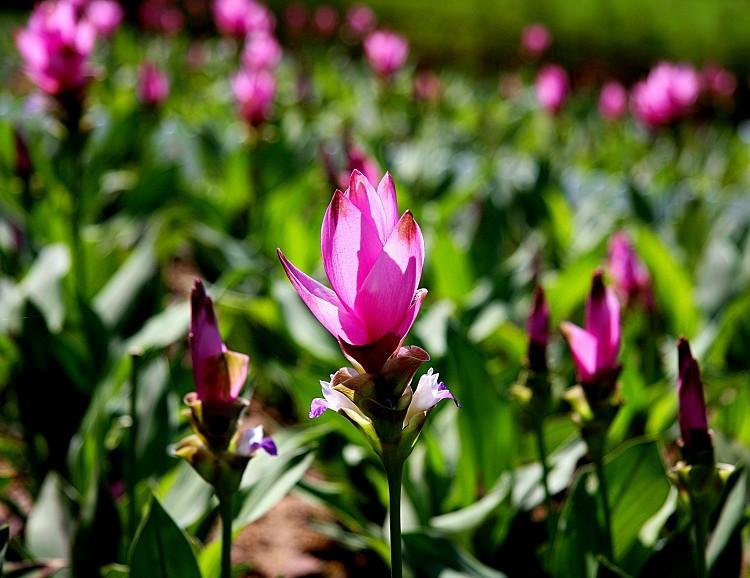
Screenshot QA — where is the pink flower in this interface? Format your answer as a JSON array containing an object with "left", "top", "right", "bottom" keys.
[
  {"left": 521, "top": 23, "right": 551, "bottom": 57},
  {"left": 599, "top": 81, "right": 628, "bottom": 121},
  {"left": 346, "top": 4, "right": 376, "bottom": 36},
  {"left": 631, "top": 62, "right": 700, "bottom": 127},
  {"left": 137, "top": 62, "right": 169, "bottom": 106},
  {"left": 15, "top": 0, "right": 97, "bottom": 96},
  {"left": 85, "top": 0, "right": 123, "bottom": 38},
  {"left": 702, "top": 63, "right": 736, "bottom": 100},
  {"left": 343, "top": 143, "right": 380, "bottom": 189},
  {"left": 190, "top": 279, "right": 249, "bottom": 403},
  {"left": 241, "top": 31, "right": 282, "bottom": 71},
  {"left": 231, "top": 68, "right": 276, "bottom": 126},
  {"left": 364, "top": 30, "right": 409, "bottom": 78},
  {"left": 561, "top": 270, "right": 621, "bottom": 385},
  {"left": 414, "top": 70, "right": 441, "bottom": 102},
  {"left": 312, "top": 5, "right": 339, "bottom": 37},
  {"left": 278, "top": 170, "right": 426, "bottom": 373},
  {"left": 677, "top": 338, "right": 711, "bottom": 459},
  {"left": 212, "top": 0, "right": 272, "bottom": 38},
  {"left": 139, "top": 0, "right": 184, "bottom": 35},
  {"left": 535, "top": 64, "right": 569, "bottom": 114},
  {"left": 283, "top": 2, "right": 308, "bottom": 34},
  {"left": 607, "top": 231, "right": 653, "bottom": 309}
]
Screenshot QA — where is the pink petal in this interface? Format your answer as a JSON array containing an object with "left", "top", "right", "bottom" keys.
[
  {"left": 190, "top": 279, "right": 225, "bottom": 395},
  {"left": 321, "top": 188, "right": 382, "bottom": 307},
  {"left": 277, "top": 249, "right": 368, "bottom": 344},
  {"left": 346, "top": 169, "right": 398, "bottom": 244},
  {"left": 396, "top": 288, "right": 428, "bottom": 342},
  {"left": 585, "top": 276, "right": 621, "bottom": 370},
  {"left": 561, "top": 322, "right": 598, "bottom": 383},
  {"left": 354, "top": 211, "right": 424, "bottom": 341},
  {"left": 376, "top": 172, "right": 400, "bottom": 238}
]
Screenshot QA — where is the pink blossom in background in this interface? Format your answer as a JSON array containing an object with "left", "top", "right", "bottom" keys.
[
  {"left": 137, "top": 62, "right": 169, "bottom": 107},
  {"left": 15, "top": 0, "right": 97, "bottom": 96},
  {"left": 364, "top": 30, "right": 409, "bottom": 78},
  {"left": 521, "top": 23, "right": 551, "bottom": 57},
  {"left": 598, "top": 81, "right": 628, "bottom": 121},
  {"left": 245, "top": 1, "right": 275, "bottom": 35},
  {"left": 213, "top": 0, "right": 253, "bottom": 38},
  {"left": 284, "top": 2, "right": 308, "bottom": 34},
  {"left": 85, "top": 0, "right": 123, "bottom": 38},
  {"left": 139, "top": 0, "right": 184, "bottom": 35},
  {"left": 278, "top": 170, "right": 426, "bottom": 373},
  {"left": 231, "top": 68, "right": 276, "bottom": 126},
  {"left": 535, "top": 64, "right": 569, "bottom": 114},
  {"left": 702, "top": 63, "right": 737, "bottom": 100},
  {"left": 631, "top": 62, "right": 700, "bottom": 127},
  {"left": 313, "top": 5, "right": 339, "bottom": 37},
  {"left": 414, "top": 70, "right": 441, "bottom": 102},
  {"left": 346, "top": 4, "right": 376, "bottom": 36},
  {"left": 562, "top": 270, "right": 621, "bottom": 385},
  {"left": 343, "top": 143, "right": 380, "bottom": 188},
  {"left": 607, "top": 231, "right": 653, "bottom": 310},
  {"left": 242, "top": 31, "right": 282, "bottom": 71}
]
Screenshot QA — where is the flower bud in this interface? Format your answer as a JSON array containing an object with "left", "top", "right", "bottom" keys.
[{"left": 677, "top": 338, "right": 713, "bottom": 465}]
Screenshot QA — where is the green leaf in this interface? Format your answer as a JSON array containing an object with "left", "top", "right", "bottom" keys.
[
  {"left": 130, "top": 496, "right": 201, "bottom": 578},
  {"left": 125, "top": 302, "right": 189, "bottom": 355},
  {"left": 403, "top": 531, "right": 507, "bottom": 577},
  {"left": 707, "top": 467, "right": 747, "bottom": 571},
  {"left": 26, "top": 473, "right": 73, "bottom": 561}
]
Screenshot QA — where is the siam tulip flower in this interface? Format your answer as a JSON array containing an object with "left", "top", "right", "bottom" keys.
[
  {"left": 631, "top": 62, "right": 700, "bottom": 127},
  {"left": 561, "top": 270, "right": 621, "bottom": 387},
  {"left": 599, "top": 81, "right": 628, "bottom": 121},
  {"left": 241, "top": 31, "right": 282, "bottom": 71},
  {"left": 607, "top": 231, "right": 653, "bottom": 310},
  {"left": 527, "top": 285, "right": 550, "bottom": 372},
  {"left": 343, "top": 142, "right": 380, "bottom": 188},
  {"left": 278, "top": 170, "right": 426, "bottom": 374},
  {"left": 364, "top": 30, "right": 409, "bottom": 79},
  {"left": 346, "top": 4, "right": 376, "bottom": 37},
  {"left": 702, "top": 63, "right": 736, "bottom": 101},
  {"left": 677, "top": 338, "right": 710, "bottom": 455},
  {"left": 521, "top": 23, "right": 551, "bottom": 58},
  {"left": 85, "top": 0, "right": 123, "bottom": 38},
  {"left": 284, "top": 2, "right": 308, "bottom": 34},
  {"left": 139, "top": 0, "right": 184, "bottom": 35},
  {"left": 231, "top": 68, "right": 276, "bottom": 127},
  {"left": 312, "top": 5, "right": 339, "bottom": 38},
  {"left": 189, "top": 279, "right": 248, "bottom": 404},
  {"left": 414, "top": 70, "right": 441, "bottom": 103},
  {"left": 15, "top": 0, "right": 97, "bottom": 97},
  {"left": 535, "top": 64, "right": 569, "bottom": 114},
  {"left": 213, "top": 0, "right": 272, "bottom": 38},
  {"left": 137, "top": 62, "right": 170, "bottom": 107}
]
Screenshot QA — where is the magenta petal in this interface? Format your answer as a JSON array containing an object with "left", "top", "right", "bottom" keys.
[
  {"left": 321, "top": 189, "right": 382, "bottom": 307},
  {"left": 376, "top": 172, "right": 400, "bottom": 238},
  {"left": 346, "top": 170, "right": 397, "bottom": 244},
  {"left": 561, "top": 322, "right": 598, "bottom": 383},
  {"left": 354, "top": 212, "right": 424, "bottom": 341},
  {"left": 677, "top": 338, "right": 709, "bottom": 434},
  {"left": 190, "top": 279, "right": 225, "bottom": 398},
  {"left": 396, "top": 288, "right": 428, "bottom": 342},
  {"left": 277, "top": 249, "right": 368, "bottom": 344},
  {"left": 585, "top": 273, "right": 621, "bottom": 370}
]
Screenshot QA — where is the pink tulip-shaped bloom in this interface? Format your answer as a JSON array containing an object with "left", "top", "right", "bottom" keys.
[
  {"left": 677, "top": 338, "right": 712, "bottom": 462},
  {"left": 414, "top": 70, "right": 441, "bottom": 102},
  {"left": 561, "top": 270, "right": 621, "bottom": 386},
  {"left": 312, "top": 5, "right": 339, "bottom": 37},
  {"left": 702, "top": 63, "right": 736, "bottom": 100},
  {"left": 346, "top": 4, "right": 376, "bottom": 36},
  {"left": 527, "top": 285, "right": 550, "bottom": 372},
  {"left": 85, "top": 0, "right": 123, "bottom": 38},
  {"left": 241, "top": 31, "right": 282, "bottom": 71},
  {"left": 190, "top": 279, "right": 249, "bottom": 403},
  {"left": 607, "top": 231, "right": 653, "bottom": 309},
  {"left": 631, "top": 62, "right": 700, "bottom": 127},
  {"left": 521, "top": 23, "right": 551, "bottom": 57},
  {"left": 15, "top": 0, "right": 97, "bottom": 96},
  {"left": 231, "top": 68, "right": 276, "bottom": 126},
  {"left": 284, "top": 3, "right": 308, "bottom": 33},
  {"left": 535, "top": 64, "right": 569, "bottom": 114},
  {"left": 213, "top": 0, "right": 273, "bottom": 38},
  {"left": 364, "top": 30, "right": 409, "bottom": 79},
  {"left": 343, "top": 142, "right": 380, "bottom": 189},
  {"left": 278, "top": 170, "right": 426, "bottom": 373},
  {"left": 137, "top": 62, "right": 170, "bottom": 107},
  {"left": 599, "top": 81, "right": 628, "bottom": 121}
]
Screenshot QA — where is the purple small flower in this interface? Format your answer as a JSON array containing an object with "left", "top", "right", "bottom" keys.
[
  {"left": 309, "top": 375, "right": 369, "bottom": 421},
  {"left": 238, "top": 425, "right": 277, "bottom": 457},
  {"left": 403, "top": 369, "right": 457, "bottom": 427}
]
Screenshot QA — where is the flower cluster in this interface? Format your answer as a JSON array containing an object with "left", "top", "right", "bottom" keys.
[
  {"left": 631, "top": 62, "right": 701, "bottom": 127},
  {"left": 218, "top": 0, "right": 280, "bottom": 127},
  {"left": 279, "top": 170, "right": 456, "bottom": 459}
]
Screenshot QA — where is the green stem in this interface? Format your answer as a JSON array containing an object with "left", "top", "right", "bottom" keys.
[
  {"left": 384, "top": 451, "right": 404, "bottom": 578},
  {"left": 534, "top": 420, "right": 555, "bottom": 541},
  {"left": 219, "top": 494, "right": 234, "bottom": 578},
  {"left": 693, "top": 507, "right": 708, "bottom": 578},
  {"left": 128, "top": 354, "right": 140, "bottom": 539},
  {"left": 593, "top": 455, "right": 614, "bottom": 560}
]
